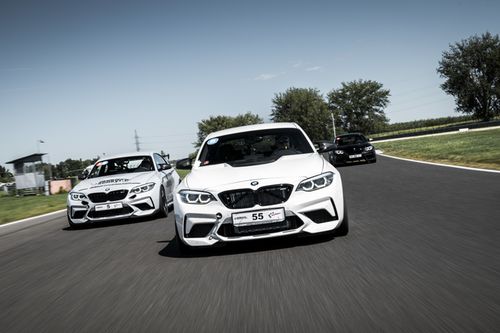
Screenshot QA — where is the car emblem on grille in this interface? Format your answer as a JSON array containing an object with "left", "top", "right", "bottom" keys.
[
  {"left": 251, "top": 181, "right": 259, "bottom": 186},
  {"left": 105, "top": 187, "right": 110, "bottom": 192}
]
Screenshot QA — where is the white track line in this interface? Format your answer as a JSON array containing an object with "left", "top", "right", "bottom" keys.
[
  {"left": 0, "top": 209, "right": 66, "bottom": 228},
  {"left": 380, "top": 154, "right": 500, "bottom": 174}
]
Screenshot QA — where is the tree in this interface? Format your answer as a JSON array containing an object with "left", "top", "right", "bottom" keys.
[
  {"left": 327, "top": 80, "right": 390, "bottom": 134},
  {"left": 195, "top": 112, "right": 263, "bottom": 147},
  {"left": 51, "top": 158, "right": 98, "bottom": 179},
  {"left": 271, "top": 87, "right": 331, "bottom": 141},
  {"left": 437, "top": 32, "right": 500, "bottom": 120},
  {"left": 0, "top": 165, "right": 14, "bottom": 183}
]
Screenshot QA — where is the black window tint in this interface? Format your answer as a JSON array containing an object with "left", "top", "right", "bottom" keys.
[
  {"left": 198, "top": 128, "right": 313, "bottom": 167},
  {"left": 88, "top": 156, "right": 154, "bottom": 178},
  {"left": 336, "top": 134, "right": 367, "bottom": 146}
]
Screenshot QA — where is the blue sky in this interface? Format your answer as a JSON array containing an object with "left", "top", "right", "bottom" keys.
[{"left": 1, "top": 0, "right": 499, "bottom": 165}]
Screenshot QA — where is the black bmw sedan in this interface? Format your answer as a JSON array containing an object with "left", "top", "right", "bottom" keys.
[{"left": 331, "top": 133, "right": 376, "bottom": 166}]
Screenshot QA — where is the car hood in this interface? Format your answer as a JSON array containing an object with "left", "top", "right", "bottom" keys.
[
  {"left": 73, "top": 172, "right": 155, "bottom": 193},
  {"left": 185, "top": 153, "right": 327, "bottom": 191}
]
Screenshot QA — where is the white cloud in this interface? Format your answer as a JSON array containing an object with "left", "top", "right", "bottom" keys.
[
  {"left": 292, "top": 61, "right": 302, "bottom": 68},
  {"left": 254, "top": 73, "right": 278, "bottom": 81},
  {"left": 305, "top": 66, "right": 321, "bottom": 71}
]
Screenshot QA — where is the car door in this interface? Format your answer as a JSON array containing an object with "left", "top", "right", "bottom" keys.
[{"left": 154, "top": 153, "right": 175, "bottom": 202}]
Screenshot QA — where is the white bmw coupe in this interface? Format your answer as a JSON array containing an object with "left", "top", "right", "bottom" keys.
[
  {"left": 174, "top": 122, "right": 348, "bottom": 252},
  {"left": 67, "top": 152, "right": 179, "bottom": 227}
]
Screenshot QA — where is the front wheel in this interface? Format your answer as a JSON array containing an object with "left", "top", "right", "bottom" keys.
[
  {"left": 159, "top": 186, "right": 168, "bottom": 217},
  {"left": 175, "top": 222, "right": 192, "bottom": 254},
  {"left": 334, "top": 202, "right": 349, "bottom": 237},
  {"left": 67, "top": 211, "right": 79, "bottom": 229}
]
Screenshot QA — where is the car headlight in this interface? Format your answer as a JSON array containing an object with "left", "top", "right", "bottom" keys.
[
  {"left": 296, "top": 172, "right": 334, "bottom": 192},
  {"left": 179, "top": 190, "right": 216, "bottom": 204},
  {"left": 364, "top": 146, "right": 373, "bottom": 151},
  {"left": 130, "top": 182, "right": 155, "bottom": 194},
  {"left": 70, "top": 192, "right": 87, "bottom": 201},
  {"left": 334, "top": 150, "right": 344, "bottom": 155}
]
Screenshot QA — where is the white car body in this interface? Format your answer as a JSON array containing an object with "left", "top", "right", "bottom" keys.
[
  {"left": 174, "top": 122, "right": 347, "bottom": 248},
  {"left": 67, "top": 152, "right": 180, "bottom": 226}
]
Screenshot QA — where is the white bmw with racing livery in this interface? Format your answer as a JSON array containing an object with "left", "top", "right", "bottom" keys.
[
  {"left": 174, "top": 123, "right": 348, "bottom": 252},
  {"left": 67, "top": 152, "right": 180, "bottom": 227}
]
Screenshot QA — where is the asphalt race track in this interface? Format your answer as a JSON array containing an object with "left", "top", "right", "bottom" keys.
[{"left": 1, "top": 156, "right": 499, "bottom": 332}]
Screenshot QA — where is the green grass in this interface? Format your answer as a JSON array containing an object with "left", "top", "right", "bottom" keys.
[
  {"left": 374, "top": 128, "right": 500, "bottom": 170},
  {"left": 176, "top": 169, "right": 191, "bottom": 179},
  {"left": 0, "top": 171, "right": 191, "bottom": 225},
  {"left": 0, "top": 194, "right": 67, "bottom": 225}
]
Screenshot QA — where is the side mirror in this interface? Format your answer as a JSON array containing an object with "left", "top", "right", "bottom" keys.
[
  {"left": 176, "top": 157, "right": 193, "bottom": 170},
  {"left": 78, "top": 170, "right": 88, "bottom": 180},
  {"left": 318, "top": 145, "right": 335, "bottom": 154},
  {"left": 160, "top": 164, "right": 172, "bottom": 171},
  {"left": 316, "top": 142, "right": 335, "bottom": 153}
]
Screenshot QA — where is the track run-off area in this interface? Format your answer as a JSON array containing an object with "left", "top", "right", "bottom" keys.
[{"left": 1, "top": 156, "right": 499, "bottom": 332}]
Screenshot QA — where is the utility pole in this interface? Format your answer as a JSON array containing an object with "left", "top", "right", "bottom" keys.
[
  {"left": 134, "top": 130, "right": 140, "bottom": 152},
  {"left": 331, "top": 113, "right": 337, "bottom": 139}
]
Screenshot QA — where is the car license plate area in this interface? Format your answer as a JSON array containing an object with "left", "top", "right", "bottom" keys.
[
  {"left": 349, "top": 154, "right": 362, "bottom": 159},
  {"left": 234, "top": 220, "right": 290, "bottom": 235},
  {"left": 95, "top": 202, "right": 123, "bottom": 211},
  {"left": 232, "top": 208, "right": 285, "bottom": 227}
]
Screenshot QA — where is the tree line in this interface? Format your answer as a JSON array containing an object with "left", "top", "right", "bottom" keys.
[{"left": 195, "top": 32, "right": 500, "bottom": 147}]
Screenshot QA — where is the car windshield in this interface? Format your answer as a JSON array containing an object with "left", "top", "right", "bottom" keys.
[
  {"left": 336, "top": 134, "right": 367, "bottom": 146},
  {"left": 198, "top": 128, "right": 314, "bottom": 167},
  {"left": 88, "top": 156, "right": 154, "bottom": 178}
]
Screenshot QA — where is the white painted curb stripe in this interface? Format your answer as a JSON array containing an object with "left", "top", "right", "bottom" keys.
[
  {"left": 0, "top": 209, "right": 66, "bottom": 228},
  {"left": 380, "top": 154, "right": 500, "bottom": 174}
]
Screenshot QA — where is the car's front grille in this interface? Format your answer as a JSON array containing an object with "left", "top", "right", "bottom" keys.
[
  {"left": 87, "top": 205, "right": 134, "bottom": 218},
  {"left": 218, "top": 184, "right": 293, "bottom": 209},
  {"left": 88, "top": 190, "right": 128, "bottom": 203},
  {"left": 217, "top": 215, "right": 304, "bottom": 237},
  {"left": 343, "top": 147, "right": 364, "bottom": 154}
]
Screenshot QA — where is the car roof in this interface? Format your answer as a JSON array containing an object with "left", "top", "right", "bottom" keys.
[
  {"left": 205, "top": 122, "right": 300, "bottom": 140},
  {"left": 96, "top": 151, "right": 156, "bottom": 162}
]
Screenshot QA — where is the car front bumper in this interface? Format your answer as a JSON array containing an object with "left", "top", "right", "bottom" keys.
[
  {"left": 67, "top": 191, "right": 159, "bottom": 224},
  {"left": 174, "top": 176, "right": 345, "bottom": 247},
  {"left": 333, "top": 150, "right": 376, "bottom": 164}
]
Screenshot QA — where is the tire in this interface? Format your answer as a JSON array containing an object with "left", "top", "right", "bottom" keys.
[
  {"left": 67, "top": 211, "right": 79, "bottom": 229},
  {"left": 175, "top": 222, "right": 192, "bottom": 254},
  {"left": 334, "top": 202, "right": 349, "bottom": 237},
  {"left": 159, "top": 186, "right": 168, "bottom": 217}
]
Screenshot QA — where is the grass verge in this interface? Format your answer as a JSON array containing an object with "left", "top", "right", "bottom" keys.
[
  {"left": 374, "top": 128, "right": 500, "bottom": 171},
  {"left": 0, "top": 193, "right": 67, "bottom": 225},
  {"left": 176, "top": 169, "right": 190, "bottom": 179},
  {"left": 370, "top": 120, "right": 476, "bottom": 139},
  {"left": 0, "top": 170, "right": 191, "bottom": 225}
]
